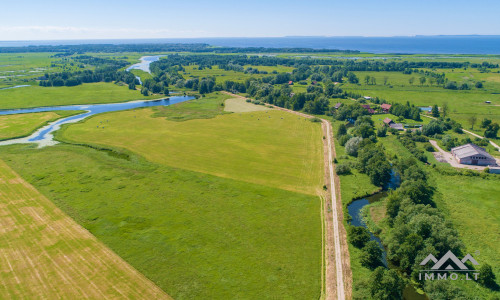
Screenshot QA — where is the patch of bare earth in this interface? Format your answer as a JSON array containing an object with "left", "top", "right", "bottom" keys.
[{"left": 0, "top": 159, "right": 171, "bottom": 299}]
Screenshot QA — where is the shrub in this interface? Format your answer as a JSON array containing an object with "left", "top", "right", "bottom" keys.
[
  {"left": 376, "top": 126, "right": 387, "bottom": 137},
  {"left": 360, "top": 241, "right": 383, "bottom": 269},
  {"left": 345, "top": 137, "right": 363, "bottom": 157},
  {"left": 348, "top": 226, "right": 371, "bottom": 248},
  {"left": 425, "top": 144, "right": 435, "bottom": 152},
  {"left": 335, "top": 163, "right": 351, "bottom": 175},
  {"left": 309, "top": 117, "right": 321, "bottom": 123},
  {"left": 338, "top": 134, "right": 351, "bottom": 146}
]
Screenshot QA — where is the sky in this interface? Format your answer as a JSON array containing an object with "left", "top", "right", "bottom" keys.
[{"left": 0, "top": 0, "right": 499, "bottom": 40}]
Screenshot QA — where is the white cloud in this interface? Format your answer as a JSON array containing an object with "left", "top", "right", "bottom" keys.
[{"left": 0, "top": 26, "right": 206, "bottom": 40}]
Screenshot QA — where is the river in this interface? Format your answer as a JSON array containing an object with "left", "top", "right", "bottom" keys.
[
  {"left": 347, "top": 170, "right": 428, "bottom": 300},
  {"left": 0, "top": 55, "right": 193, "bottom": 147}
]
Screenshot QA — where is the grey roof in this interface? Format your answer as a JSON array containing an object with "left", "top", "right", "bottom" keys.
[
  {"left": 390, "top": 123, "right": 404, "bottom": 130},
  {"left": 451, "top": 143, "right": 493, "bottom": 159}
]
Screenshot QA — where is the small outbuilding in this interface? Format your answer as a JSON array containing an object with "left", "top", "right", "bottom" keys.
[
  {"left": 383, "top": 118, "right": 394, "bottom": 125},
  {"left": 451, "top": 143, "right": 496, "bottom": 166},
  {"left": 334, "top": 103, "right": 342, "bottom": 109},
  {"left": 390, "top": 123, "right": 404, "bottom": 131}
]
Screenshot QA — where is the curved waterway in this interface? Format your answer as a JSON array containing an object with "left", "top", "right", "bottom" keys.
[
  {"left": 347, "top": 170, "right": 400, "bottom": 266},
  {"left": 0, "top": 55, "right": 187, "bottom": 148},
  {"left": 0, "top": 96, "right": 194, "bottom": 147},
  {"left": 125, "top": 55, "right": 163, "bottom": 84}
]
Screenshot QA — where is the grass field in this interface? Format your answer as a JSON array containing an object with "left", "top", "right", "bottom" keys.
[
  {"left": 224, "top": 97, "right": 270, "bottom": 113},
  {"left": 0, "top": 82, "right": 157, "bottom": 109},
  {"left": 342, "top": 71, "right": 500, "bottom": 135},
  {"left": 0, "top": 157, "right": 170, "bottom": 299},
  {"left": 60, "top": 98, "right": 324, "bottom": 195},
  {"left": 0, "top": 140, "right": 323, "bottom": 299},
  {"left": 0, "top": 110, "right": 82, "bottom": 140},
  {"left": 152, "top": 92, "right": 230, "bottom": 121}
]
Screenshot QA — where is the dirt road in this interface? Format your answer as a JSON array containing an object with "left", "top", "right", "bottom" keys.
[{"left": 221, "top": 92, "right": 349, "bottom": 299}]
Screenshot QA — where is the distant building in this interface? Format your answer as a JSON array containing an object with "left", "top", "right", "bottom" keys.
[
  {"left": 361, "top": 104, "right": 370, "bottom": 109},
  {"left": 363, "top": 96, "right": 372, "bottom": 100},
  {"left": 451, "top": 143, "right": 496, "bottom": 166},
  {"left": 485, "top": 101, "right": 491, "bottom": 104},
  {"left": 383, "top": 118, "right": 394, "bottom": 125},
  {"left": 390, "top": 123, "right": 404, "bottom": 131},
  {"left": 288, "top": 81, "right": 294, "bottom": 85},
  {"left": 334, "top": 103, "right": 342, "bottom": 109},
  {"left": 368, "top": 108, "right": 375, "bottom": 114},
  {"left": 381, "top": 103, "right": 392, "bottom": 112}
]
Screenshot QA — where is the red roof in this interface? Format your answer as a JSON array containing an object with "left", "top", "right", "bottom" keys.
[
  {"left": 381, "top": 103, "right": 392, "bottom": 110},
  {"left": 288, "top": 81, "right": 293, "bottom": 85},
  {"left": 361, "top": 104, "right": 371, "bottom": 109},
  {"left": 383, "top": 118, "right": 393, "bottom": 125},
  {"left": 368, "top": 109, "right": 375, "bottom": 114}
]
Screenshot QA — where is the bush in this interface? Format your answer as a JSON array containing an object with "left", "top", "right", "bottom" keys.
[
  {"left": 376, "top": 126, "right": 387, "bottom": 137},
  {"left": 360, "top": 241, "right": 383, "bottom": 269},
  {"left": 425, "top": 144, "right": 435, "bottom": 152},
  {"left": 345, "top": 137, "right": 363, "bottom": 157},
  {"left": 338, "top": 134, "right": 351, "bottom": 146},
  {"left": 478, "top": 263, "right": 497, "bottom": 288},
  {"left": 348, "top": 226, "right": 371, "bottom": 248},
  {"left": 335, "top": 163, "right": 351, "bottom": 175},
  {"left": 309, "top": 117, "right": 321, "bottom": 123}
]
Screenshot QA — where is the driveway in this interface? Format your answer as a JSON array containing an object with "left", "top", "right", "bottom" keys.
[{"left": 429, "top": 140, "right": 499, "bottom": 170}]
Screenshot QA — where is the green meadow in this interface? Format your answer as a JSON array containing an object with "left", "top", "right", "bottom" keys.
[
  {"left": 0, "top": 143, "right": 322, "bottom": 300},
  {"left": 0, "top": 110, "right": 81, "bottom": 140},
  {"left": 0, "top": 82, "right": 156, "bottom": 109},
  {"left": 60, "top": 96, "right": 324, "bottom": 195},
  {"left": 342, "top": 70, "right": 500, "bottom": 136}
]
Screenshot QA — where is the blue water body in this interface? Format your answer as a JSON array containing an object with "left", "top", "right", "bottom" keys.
[
  {"left": 2, "top": 36, "right": 500, "bottom": 54},
  {"left": 347, "top": 170, "right": 401, "bottom": 267},
  {"left": 0, "top": 96, "right": 194, "bottom": 143}
]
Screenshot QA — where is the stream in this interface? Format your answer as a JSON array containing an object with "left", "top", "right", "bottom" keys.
[
  {"left": 347, "top": 169, "right": 400, "bottom": 266},
  {"left": 0, "top": 55, "right": 191, "bottom": 147},
  {"left": 347, "top": 170, "right": 428, "bottom": 300}
]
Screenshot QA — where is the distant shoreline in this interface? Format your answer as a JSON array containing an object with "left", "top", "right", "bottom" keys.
[{"left": 1, "top": 36, "right": 500, "bottom": 54}]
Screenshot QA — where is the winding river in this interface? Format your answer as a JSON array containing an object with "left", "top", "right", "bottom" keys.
[
  {"left": 347, "top": 170, "right": 400, "bottom": 266},
  {"left": 0, "top": 55, "right": 192, "bottom": 147}
]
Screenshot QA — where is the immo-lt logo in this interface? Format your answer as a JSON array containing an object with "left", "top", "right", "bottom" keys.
[{"left": 419, "top": 250, "right": 480, "bottom": 281}]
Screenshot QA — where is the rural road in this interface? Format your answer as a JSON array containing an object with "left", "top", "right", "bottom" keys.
[
  {"left": 323, "top": 118, "right": 346, "bottom": 300},
  {"left": 422, "top": 115, "right": 500, "bottom": 151},
  {"left": 220, "top": 92, "right": 347, "bottom": 299}
]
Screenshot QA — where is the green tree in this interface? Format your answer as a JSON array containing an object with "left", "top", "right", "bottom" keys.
[
  {"left": 419, "top": 77, "right": 426, "bottom": 86},
  {"left": 364, "top": 75, "right": 370, "bottom": 85},
  {"left": 431, "top": 104, "right": 440, "bottom": 117},
  {"left": 478, "top": 263, "right": 497, "bottom": 288},
  {"left": 336, "top": 123, "right": 347, "bottom": 137},
  {"left": 409, "top": 77, "right": 415, "bottom": 85},
  {"left": 361, "top": 241, "right": 383, "bottom": 269},
  {"left": 369, "top": 267, "right": 404, "bottom": 300},
  {"left": 347, "top": 72, "right": 359, "bottom": 84},
  {"left": 468, "top": 115, "right": 477, "bottom": 130},
  {"left": 383, "top": 76, "right": 388, "bottom": 85},
  {"left": 442, "top": 102, "right": 448, "bottom": 118},
  {"left": 348, "top": 226, "right": 370, "bottom": 248},
  {"left": 371, "top": 77, "right": 377, "bottom": 85}
]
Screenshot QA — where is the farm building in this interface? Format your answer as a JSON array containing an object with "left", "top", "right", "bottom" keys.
[
  {"left": 381, "top": 103, "right": 392, "bottom": 112},
  {"left": 383, "top": 118, "right": 394, "bottom": 125},
  {"left": 288, "top": 81, "right": 294, "bottom": 85},
  {"left": 390, "top": 123, "right": 404, "bottom": 131},
  {"left": 334, "top": 103, "right": 342, "bottom": 109},
  {"left": 451, "top": 144, "right": 497, "bottom": 166}
]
